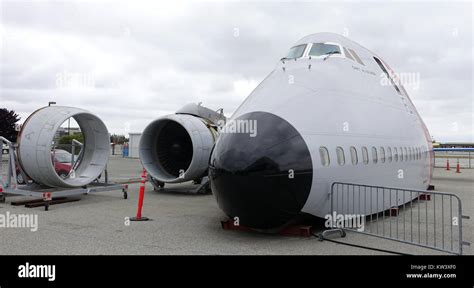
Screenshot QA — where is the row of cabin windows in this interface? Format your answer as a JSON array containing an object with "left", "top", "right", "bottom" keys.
[{"left": 319, "top": 146, "right": 426, "bottom": 167}]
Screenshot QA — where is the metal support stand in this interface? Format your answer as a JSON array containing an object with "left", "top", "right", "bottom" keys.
[
  {"left": 1, "top": 136, "right": 128, "bottom": 211},
  {"left": 148, "top": 175, "right": 211, "bottom": 194}
]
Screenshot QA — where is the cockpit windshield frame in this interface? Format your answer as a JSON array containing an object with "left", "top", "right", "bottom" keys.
[
  {"left": 284, "top": 44, "right": 307, "bottom": 60},
  {"left": 284, "top": 42, "right": 349, "bottom": 61},
  {"left": 306, "top": 42, "right": 344, "bottom": 59}
]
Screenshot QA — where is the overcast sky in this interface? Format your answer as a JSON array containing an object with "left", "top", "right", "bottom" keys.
[{"left": 0, "top": 0, "right": 472, "bottom": 142}]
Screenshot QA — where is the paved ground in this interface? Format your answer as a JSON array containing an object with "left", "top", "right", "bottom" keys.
[
  {"left": 0, "top": 156, "right": 472, "bottom": 255},
  {"left": 105, "top": 156, "right": 143, "bottom": 183}
]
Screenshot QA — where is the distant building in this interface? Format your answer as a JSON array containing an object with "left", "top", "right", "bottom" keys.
[
  {"left": 56, "top": 127, "right": 82, "bottom": 137},
  {"left": 128, "top": 133, "right": 142, "bottom": 158},
  {"left": 437, "top": 142, "right": 474, "bottom": 148}
]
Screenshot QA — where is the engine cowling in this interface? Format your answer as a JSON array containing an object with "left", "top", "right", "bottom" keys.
[
  {"left": 17, "top": 106, "right": 109, "bottom": 188},
  {"left": 139, "top": 113, "right": 218, "bottom": 183}
]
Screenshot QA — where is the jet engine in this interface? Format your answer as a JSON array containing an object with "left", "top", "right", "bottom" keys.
[{"left": 139, "top": 103, "right": 224, "bottom": 185}]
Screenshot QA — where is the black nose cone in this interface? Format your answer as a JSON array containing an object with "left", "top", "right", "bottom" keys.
[{"left": 209, "top": 111, "right": 313, "bottom": 230}]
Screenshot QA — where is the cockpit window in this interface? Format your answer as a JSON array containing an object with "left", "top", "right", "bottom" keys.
[
  {"left": 343, "top": 47, "right": 354, "bottom": 61},
  {"left": 285, "top": 44, "right": 306, "bottom": 59},
  {"left": 309, "top": 43, "right": 341, "bottom": 57},
  {"left": 374, "top": 56, "right": 401, "bottom": 95},
  {"left": 348, "top": 48, "right": 364, "bottom": 65}
]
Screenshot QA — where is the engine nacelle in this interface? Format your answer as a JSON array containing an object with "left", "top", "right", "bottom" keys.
[
  {"left": 139, "top": 104, "right": 222, "bottom": 183},
  {"left": 17, "top": 106, "right": 110, "bottom": 188}
]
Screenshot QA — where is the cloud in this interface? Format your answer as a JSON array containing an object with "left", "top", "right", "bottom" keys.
[{"left": 0, "top": 0, "right": 472, "bottom": 141}]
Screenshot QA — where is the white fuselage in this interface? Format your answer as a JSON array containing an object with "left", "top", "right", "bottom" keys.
[{"left": 230, "top": 33, "right": 433, "bottom": 218}]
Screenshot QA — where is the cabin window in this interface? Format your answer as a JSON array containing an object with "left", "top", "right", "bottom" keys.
[
  {"left": 309, "top": 43, "right": 341, "bottom": 57},
  {"left": 348, "top": 48, "right": 364, "bottom": 65},
  {"left": 286, "top": 44, "right": 306, "bottom": 59},
  {"left": 371, "top": 147, "right": 378, "bottom": 164},
  {"left": 387, "top": 147, "right": 392, "bottom": 162},
  {"left": 393, "top": 147, "right": 398, "bottom": 162},
  {"left": 336, "top": 146, "right": 345, "bottom": 166},
  {"left": 350, "top": 146, "right": 358, "bottom": 165},
  {"left": 404, "top": 147, "right": 408, "bottom": 161},
  {"left": 319, "top": 146, "right": 330, "bottom": 166},
  {"left": 362, "top": 146, "right": 369, "bottom": 164},
  {"left": 399, "top": 147, "right": 404, "bottom": 162},
  {"left": 380, "top": 147, "right": 386, "bottom": 163}
]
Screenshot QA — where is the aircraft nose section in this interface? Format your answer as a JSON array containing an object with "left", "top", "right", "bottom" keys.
[{"left": 209, "top": 111, "right": 313, "bottom": 230}]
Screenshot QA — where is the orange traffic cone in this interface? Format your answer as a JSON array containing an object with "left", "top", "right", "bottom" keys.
[
  {"left": 456, "top": 160, "right": 461, "bottom": 173},
  {"left": 446, "top": 159, "right": 450, "bottom": 171}
]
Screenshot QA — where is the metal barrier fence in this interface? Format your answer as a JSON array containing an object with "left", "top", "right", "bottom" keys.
[{"left": 324, "top": 182, "right": 470, "bottom": 255}]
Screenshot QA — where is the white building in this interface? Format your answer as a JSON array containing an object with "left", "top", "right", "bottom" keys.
[{"left": 128, "top": 133, "right": 142, "bottom": 158}]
